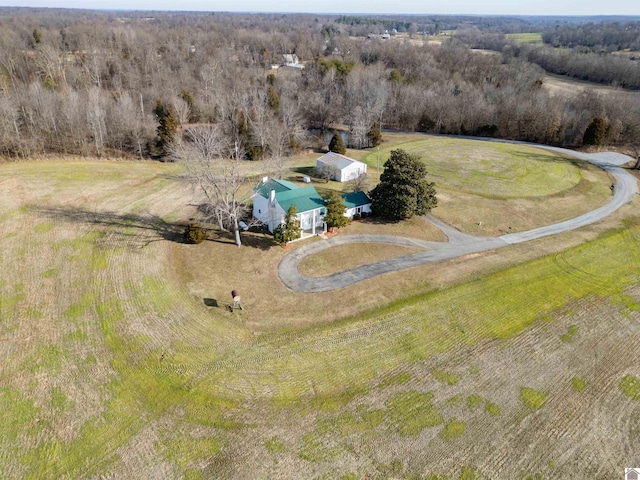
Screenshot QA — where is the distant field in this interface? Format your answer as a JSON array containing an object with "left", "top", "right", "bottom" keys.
[
  {"left": 542, "top": 72, "right": 640, "bottom": 99},
  {"left": 1, "top": 139, "right": 638, "bottom": 479},
  {"left": 506, "top": 32, "right": 543, "bottom": 44},
  {"left": 612, "top": 49, "right": 640, "bottom": 59}
]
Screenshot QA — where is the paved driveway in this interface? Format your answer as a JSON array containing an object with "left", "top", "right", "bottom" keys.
[{"left": 278, "top": 148, "right": 637, "bottom": 293}]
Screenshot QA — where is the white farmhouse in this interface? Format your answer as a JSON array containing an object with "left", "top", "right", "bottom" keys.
[
  {"left": 253, "top": 178, "right": 326, "bottom": 236},
  {"left": 316, "top": 152, "right": 367, "bottom": 183}
]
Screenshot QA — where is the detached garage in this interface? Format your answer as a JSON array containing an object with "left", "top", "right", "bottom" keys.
[{"left": 316, "top": 152, "right": 367, "bottom": 182}]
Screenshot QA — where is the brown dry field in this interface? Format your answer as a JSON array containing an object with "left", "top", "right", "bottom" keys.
[
  {"left": 1, "top": 151, "right": 640, "bottom": 479},
  {"left": 542, "top": 72, "right": 640, "bottom": 99}
]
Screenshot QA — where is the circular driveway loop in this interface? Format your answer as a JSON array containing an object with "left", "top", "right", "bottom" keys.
[{"left": 278, "top": 148, "right": 638, "bottom": 293}]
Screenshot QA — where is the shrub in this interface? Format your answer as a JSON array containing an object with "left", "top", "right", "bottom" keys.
[
  {"left": 352, "top": 213, "right": 361, "bottom": 220},
  {"left": 183, "top": 222, "right": 207, "bottom": 244}
]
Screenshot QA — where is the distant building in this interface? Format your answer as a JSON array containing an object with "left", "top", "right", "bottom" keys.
[
  {"left": 316, "top": 152, "right": 367, "bottom": 183},
  {"left": 282, "top": 54, "right": 304, "bottom": 70}
]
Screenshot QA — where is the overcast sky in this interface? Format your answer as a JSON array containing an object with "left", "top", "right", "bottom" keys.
[{"left": 1, "top": 0, "right": 639, "bottom": 16}]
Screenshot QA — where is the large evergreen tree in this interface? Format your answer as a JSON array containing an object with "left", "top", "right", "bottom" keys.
[
  {"left": 583, "top": 116, "right": 608, "bottom": 146},
  {"left": 366, "top": 122, "right": 382, "bottom": 147},
  {"left": 323, "top": 190, "right": 348, "bottom": 229},
  {"left": 153, "top": 100, "right": 178, "bottom": 156},
  {"left": 267, "top": 84, "right": 279, "bottom": 112},
  {"left": 328, "top": 132, "right": 346, "bottom": 155},
  {"left": 370, "top": 149, "right": 437, "bottom": 220}
]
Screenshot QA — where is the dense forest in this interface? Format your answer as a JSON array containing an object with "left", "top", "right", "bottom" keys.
[{"left": 0, "top": 8, "right": 638, "bottom": 160}]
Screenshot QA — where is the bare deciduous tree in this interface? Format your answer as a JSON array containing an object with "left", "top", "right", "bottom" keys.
[
  {"left": 171, "top": 96, "right": 191, "bottom": 126},
  {"left": 171, "top": 124, "right": 256, "bottom": 247},
  {"left": 264, "top": 119, "right": 290, "bottom": 179},
  {"left": 349, "top": 172, "right": 369, "bottom": 193},
  {"left": 87, "top": 87, "right": 107, "bottom": 156}
]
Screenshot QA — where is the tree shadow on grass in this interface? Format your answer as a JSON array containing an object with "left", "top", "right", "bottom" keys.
[
  {"left": 292, "top": 166, "right": 316, "bottom": 176},
  {"left": 218, "top": 229, "right": 276, "bottom": 251},
  {"left": 31, "top": 205, "right": 186, "bottom": 247},
  {"left": 32, "top": 205, "right": 277, "bottom": 250}
]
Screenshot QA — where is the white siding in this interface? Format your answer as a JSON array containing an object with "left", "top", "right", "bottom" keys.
[
  {"left": 344, "top": 203, "right": 371, "bottom": 219},
  {"left": 298, "top": 208, "right": 325, "bottom": 234},
  {"left": 253, "top": 195, "right": 286, "bottom": 232},
  {"left": 341, "top": 163, "right": 367, "bottom": 182}
]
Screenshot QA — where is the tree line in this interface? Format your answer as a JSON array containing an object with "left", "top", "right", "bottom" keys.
[
  {"left": 458, "top": 28, "right": 640, "bottom": 89},
  {"left": 542, "top": 22, "right": 640, "bottom": 51},
  {"left": 0, "top": 8, "right": 638, "bottom": 161}
]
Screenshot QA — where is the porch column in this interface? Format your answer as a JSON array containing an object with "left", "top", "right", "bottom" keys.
[{"left": 312, "top": 210, "right": 316, "bottom": 235}]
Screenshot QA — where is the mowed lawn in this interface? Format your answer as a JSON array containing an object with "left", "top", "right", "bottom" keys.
[
  {"left": 0, "top": 143, "right": 639, "bottom": 479},
  {"left": 360, "top": 134, "right": 613, "bottom": 235}
]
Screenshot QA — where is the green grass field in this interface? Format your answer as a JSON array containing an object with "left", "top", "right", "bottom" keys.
[
  {"left": 360, "top": 134, "right": 612, "bottom": 235},
  {"left": 505, "top": 32, "right": 543, "bottom": 44},
  {"left": 1, "top": 137, "right": 639, "bottom": 478},
  {"left": 361, "top": 137, "right": 582, "bottom": 198}
]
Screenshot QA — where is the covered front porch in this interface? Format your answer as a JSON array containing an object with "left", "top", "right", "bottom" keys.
[
  {"left": 297, "top": 207, "right": 326, "bottom": 238},
  {"left": 300, "top": 223, "right": 327, "bottom": 239}
]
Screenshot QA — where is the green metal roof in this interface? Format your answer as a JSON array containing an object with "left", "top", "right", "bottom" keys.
[
  {"left": 341, "top": 191, "right": 371, "bottom": 209},
  {"left": 255, "top": 178, "right": 299, "bottom": 198},
  {"left": 276, "top": 186, "right": 326, "bottom": 214}
]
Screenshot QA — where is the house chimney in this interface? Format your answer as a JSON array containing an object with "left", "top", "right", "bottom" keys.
[
  {"left": 262, "top": 176, "right": 269, "bottom": 183},
  {"left": 269, "top": 189, "right": 276, "bottom": 203}
]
